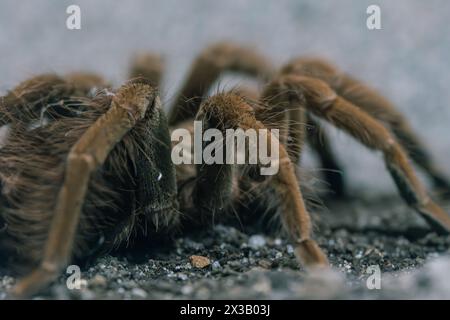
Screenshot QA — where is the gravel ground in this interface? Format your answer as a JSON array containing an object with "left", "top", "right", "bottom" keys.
[{"left": 2, "top": 195, "right": 450, "bottom": 300}]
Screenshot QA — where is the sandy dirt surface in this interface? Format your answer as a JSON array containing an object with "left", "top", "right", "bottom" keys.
[{"left": 2, "top": 195, "right": 450, "bottom": 300}]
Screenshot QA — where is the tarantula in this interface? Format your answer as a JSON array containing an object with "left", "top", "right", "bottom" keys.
[{"left": 1, "top": 42, "right": 450, "bottom": 298}]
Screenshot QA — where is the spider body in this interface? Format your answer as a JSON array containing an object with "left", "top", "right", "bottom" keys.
[
  {"left": 0, "top": 79, "right": 178, "bottom": 274},
  {"left": 1, "top": 42, "right": 450, "bottom": 298}
]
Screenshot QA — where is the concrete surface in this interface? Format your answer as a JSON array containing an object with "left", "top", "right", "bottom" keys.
[{"left": 1, "top": 0, "right": 449, "bottom": 192}]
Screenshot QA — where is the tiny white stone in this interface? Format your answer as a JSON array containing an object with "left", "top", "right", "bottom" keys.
[
  {"left": 157, "top": 172, "right": 163, "bottom": 181},
  {"left": 286, "top": 245, "right": 294, "bottom": 254},
  {"left": 178, "top": 273, "right": 188, "bottom": 281},
  {"left": 131, "top": 288, "right": 147, "bottom": 299},
  {"left": 212, "top": 261, "right": 221, "bottom": 270},
  {"left": 248, "top": 235, "right": 266, "bottom": 249},
  {"left": 181, "top": 285, "right": 193, "bottom": 295}
]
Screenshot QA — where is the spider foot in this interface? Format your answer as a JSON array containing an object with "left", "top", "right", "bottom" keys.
[
  {"left": 9, "top": 265, "right": 58, "bottom": 299},
  {"left": 432, "top": 177, "right": 450, "bottom": 200},
  {"left": 295, "top": 239, "right": 329, "bottom": 268},
  {"left": 417, "top": 200, "right": 450, "bottom": 236}
]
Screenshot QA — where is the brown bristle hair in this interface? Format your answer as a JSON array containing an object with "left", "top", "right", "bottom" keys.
[{"left": 0, "top": 76, "right": 177, "bottom": 274}]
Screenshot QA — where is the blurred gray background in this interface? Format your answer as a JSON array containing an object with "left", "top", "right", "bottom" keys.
[{"left": 1, "top": 0, "right": 449, "bottom": 194}]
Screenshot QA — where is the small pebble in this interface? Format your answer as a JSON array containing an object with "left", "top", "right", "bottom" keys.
[
  {"left": 90, "top": 275, "right": 107, "bottom": 288},
  {"left": 212, "top": 261, "right": 222, "bottom": 270},
  {"left": 249, "top": 235, "right": 266, "bottom": 249},
  {"left": 189, "top": 255, "right": 211, "bottom": 269},
  {"left": 181, "top": 285, "right": 193, "bottom": 295},
  {"left": 258, "top": 259, "right": 272, "bottom": 269},
  {"left": 286, "top": 245, "right": 294, "bottom": 254},
  {"left": 178, "top": 273, "right": 188, "bottom": 281},
  {"left": 131, "top": 288, "right": 147, "bottom": 299}
]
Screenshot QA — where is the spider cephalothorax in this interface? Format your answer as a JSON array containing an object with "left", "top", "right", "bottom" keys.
[{"left": 1, "top": 42, "right": 450, "bottom": 298}]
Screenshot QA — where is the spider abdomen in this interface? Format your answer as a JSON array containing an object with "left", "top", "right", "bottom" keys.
[{"left": 0, "top": 94, "right": 178, "bottom": 274}]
